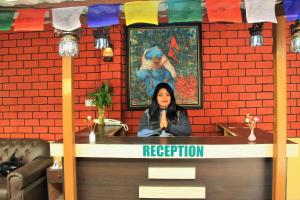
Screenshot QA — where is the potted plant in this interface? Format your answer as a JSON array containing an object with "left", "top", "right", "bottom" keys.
[{"left": 88, "top": 81, "right": 112, "bottom": 126}]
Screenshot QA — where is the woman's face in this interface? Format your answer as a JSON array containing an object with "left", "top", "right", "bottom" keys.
[{"left": 157, "top": 88, "right": 171, "bottom": 109}]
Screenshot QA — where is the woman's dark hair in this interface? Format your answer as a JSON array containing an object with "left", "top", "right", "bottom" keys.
[{"left": 149, "top": 82, "right": 178, "bottom": 122}]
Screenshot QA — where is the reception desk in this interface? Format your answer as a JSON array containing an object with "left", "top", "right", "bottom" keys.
[{"left": 50, "top": 124, "right": 298, "bottom": 200}]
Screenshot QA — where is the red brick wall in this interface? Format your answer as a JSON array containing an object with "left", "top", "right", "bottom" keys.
[{"left": 0, "top": 21, "right": 299, "bottom": 139}]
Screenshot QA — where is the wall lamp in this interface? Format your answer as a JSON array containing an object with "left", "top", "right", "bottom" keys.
[
  {"left": 94, "top": 27, "right": 113, "bottom": 62},
  {"left": 55, "top": 28, "right": 81, "bottom": 57},
  {"left": 290, "top": 19, "right": 300, "bottom": 53},
  {"left": 249, "top": 23, "right": 264, "bottom": 47}
]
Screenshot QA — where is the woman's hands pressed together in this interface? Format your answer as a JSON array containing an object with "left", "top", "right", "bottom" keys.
[{"left": 160, "top": 110, "right": 168, "bottom": 129}]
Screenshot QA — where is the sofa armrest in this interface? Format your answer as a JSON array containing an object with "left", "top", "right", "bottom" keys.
[{"left": 7, "top": 158, "right": 52, "bottom": 192}]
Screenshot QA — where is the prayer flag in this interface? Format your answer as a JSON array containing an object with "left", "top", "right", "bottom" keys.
[
  {"left": 124, "top": 1, "right": 159, "bottom": 26},
  {"left": 283, "top": 0, "right": 300, "bottom": 21},
  {"left": 52, "top": 6, "right": 85, "bottom": 31},
  {"left": 14, "top": 9, "right": 47, "bottom": 31},
  {"left": 167, "top": 0, "right": 202, "bottom": 23},
  {"left": 168, "top": 36, "right": 179, "bottom": 62},
  {"left": 206, "top": 0, "right": 242, "bottom": 23},
  {"left": 245, "top": 0, "right": 277, "bottom": 23},
  {"left": 0, "top": 11, "right": 14, "bottom": 31},
  {"left": 88, "top": 4, "right": 120, "bottom": 27}
]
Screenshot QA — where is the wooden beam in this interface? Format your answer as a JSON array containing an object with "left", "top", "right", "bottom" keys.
[
  {"left": 272, "top": 15, "right": 287, "bottom": 200},
  {"left": 62, "top": 56, "right": 77, "bottom": 200}
]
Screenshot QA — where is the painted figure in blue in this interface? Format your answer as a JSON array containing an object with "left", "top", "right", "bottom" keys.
[{"left": 136, "top": 46, "right": 176, "bottom": 97}]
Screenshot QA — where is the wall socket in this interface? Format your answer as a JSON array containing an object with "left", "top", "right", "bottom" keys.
[{"left": 85, "top": 99, "right": 95, "bottom": 107}]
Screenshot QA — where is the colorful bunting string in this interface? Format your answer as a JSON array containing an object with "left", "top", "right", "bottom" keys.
[
  {"left": 245, "top": 0, "right": 277, "bottom": 23},
  {"left": 283, "top": 0, "right": 300, "bottom": 21},
  {"left": 167, "top": 0, "right": 202, "bottom": 23},
  {"left": 14, "top": 9, "right": 47, "bottom": 31},
  {"left": 88, "top": 4, "right": 120, "bottom": 28},
  {"left": 124, "top": 1, "right": 160, "bottom": 26},
  {"left": 206, "top": 0, "right": 242, "bottom": 23},
  {"left": 52, "top": 6, "right": 85, "bottom": 31},
  {"left": 0, "top": 11, "right": 14, "bottom": 31}
]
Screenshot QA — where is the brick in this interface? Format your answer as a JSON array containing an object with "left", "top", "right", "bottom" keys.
[
  {"left": 222, "top": 93, "right": 239, "bottom": 100},
  {"left": 32, "top": 54, "right": 47, "bottom": 60},
  {"left": 246, "top": 85, "right": 262, "bottom": 92},
  {"left": 222, "top": 77, "right": 239, "bottom": 85},
  {"left": 257, "top": 107, "right": 273, "bottom": 115},
  {"left": 203, "top": 47, "right": 221, "bottom": 54},
  {"left": 210, "top": 39, "right": 227, "bottom": 46},
  {"left": 228, "top": 54, "right": 245, "bottom": 61},
  {"left": 238, "top": 46, "right": 254, "bottom": 54},
  {"left": 33, "top": 127, "right": 48, "bottom": 134},
  {"left": 9, "top": 47, "right": 23, "bottom": 54},
  {"left": 257, "top": 92, "right": 273, "bottom": 100},
  {"left": 246, "top": 100, "right": 263, "bottom": 108},
  {"left": 24, "top": 47, "right": 38, "bottom": 53},
  {"left": 39, "top": 45, "right": 55, "bottom": 53},
  {"left": 17, "top": 54, "right": 31, "bottom": 61},
  {"left": 246, "top": 54, "right": 262, "bottom": 61},
  {"left": 222, "top": 109, "right": 239, "bottom": 116},
  {"left": 220, "top": 31, "right": 238, "bottom": 38},
  {"left": 2, "top": 40, "right": 16, "bottom": 47},
  {"left": 239, "top": 77, "right": 256, "bottom": 84},
  {"left": 17, "top": 39, "right": 31, "bottom": 47},
  {"left": 228, "top": 85, "right": 245, "bottom": 92},
  {"left": 256, "top": 76, "right": 273, "bottom": 84},
  {"left": 24, "top": 60, "right": 39, "bottom": 68},
  {"left": 32, "top": 38, "right": 47, "bottom": 46},
  {"left": 205, "top": 94, "right": 222, "bottom": 101},
  {"left": 227, "top": 39, "right": 245, "bottom": 46},
  {"left": 2, "top": 55, "right": 16, "bottom": 61},
  {"left": 24, "top": 32, "right": 39, "bottom": 39}
]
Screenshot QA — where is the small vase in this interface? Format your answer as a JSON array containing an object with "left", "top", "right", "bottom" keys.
[
  {"left": 98, "top": 108, "right": 105, "bottom": 126},
  {"left": 89, "top": 131, "right": 96, "bottom": 143},
  {"left": 248, "top": 129, "right": 256, "bottom": 142}
]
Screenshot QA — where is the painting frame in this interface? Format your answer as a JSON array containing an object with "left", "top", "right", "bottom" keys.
[{"left": 126, "top": 23, "right": 203, "bottom": 110}]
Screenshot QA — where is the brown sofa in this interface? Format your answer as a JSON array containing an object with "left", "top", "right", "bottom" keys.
[{"left": 0, "top": 139, "right": 52, "bottom": 200}]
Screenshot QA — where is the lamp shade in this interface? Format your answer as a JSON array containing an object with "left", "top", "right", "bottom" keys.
[
  {"left": 290, "top": 19, "right": 300, "bottom": 53},
  {"left": 103, "top": 47, "right": 113, "bottom": 62},
  {"left": 59, "top": 34, "right": 79, "bottom": 57},
  {"left": 250, "top": 35, "right": 263, "bottom": 47},
  {"left": 249, "top": 23, "right": 264, "bottom": 47}
]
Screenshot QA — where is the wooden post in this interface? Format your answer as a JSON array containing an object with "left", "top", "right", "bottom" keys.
[
  {"left": 272, "top": 16, "right": 287, "bottom": 200},
  {"left": 62, "top": 56, "right": 77, "bottom": 200}
]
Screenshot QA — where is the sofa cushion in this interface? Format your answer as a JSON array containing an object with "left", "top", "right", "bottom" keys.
[
  {"left": 0, "top": 178, "right": 8, "bottom": 200},
  {"left": 0, "top": 139, "right": 50, "bottom": 165}
]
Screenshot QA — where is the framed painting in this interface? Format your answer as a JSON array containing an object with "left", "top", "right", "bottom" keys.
[{"left": 126, "top": 23, "right": 202, "bottom": 110}]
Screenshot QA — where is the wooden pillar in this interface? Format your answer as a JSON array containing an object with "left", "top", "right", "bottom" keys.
[
  {"left": 272, "top": 16, "right": 287, "bottom": 200},
  {"left": 62, "top": 56, "right": 77, "bottom": 200}
]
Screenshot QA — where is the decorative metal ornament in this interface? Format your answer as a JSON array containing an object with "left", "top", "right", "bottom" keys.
[
  {"left": 55, "top": 28, "right": 81, "bottom": 57},
  {"left": 59, "top": 34, "right": 79, "bottom": 57},
  {"left": 249, "top": 23, "right": 264, "bottom": 47},
  {"left": 290, "top": 19, "right": 300, "bottom": 53},
  {"left": 93, "top": 27, "right": 110, "bottom": 49}
]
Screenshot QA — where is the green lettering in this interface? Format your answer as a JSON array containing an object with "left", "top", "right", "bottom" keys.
[
  {"left": 143, "top": 145, "right": 150, "bottom": 157},
  {"left": 184, "top": 145, "right": 188, "bottom": 157},
  {"left": 170, "top": 146, "right": 177, "bottom": 156},
  {"left": 189, "top": 146, "right": 196, "bottom": 157},
  {"left": 151, "top": 145, "right": 156, "bottom": 156},
  {"left": 197, "top": 146, "right": 204, "bottom": 157},
  {"left": 178, "top": 145, "right": 184, "bottom": 157},
  {"left": 157, "top": 145, "right": 163, "bottom": 157},
  {"left": 165, "top": 145, "right": 170, "bottom": 157}
]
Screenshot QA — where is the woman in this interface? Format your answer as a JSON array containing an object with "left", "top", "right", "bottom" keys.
[
  {"left": 138, "top": 82, "right": 191, "bottom": 137},
  {"left": 136, "top": 46, "right": 176, "bottom": 97}
]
